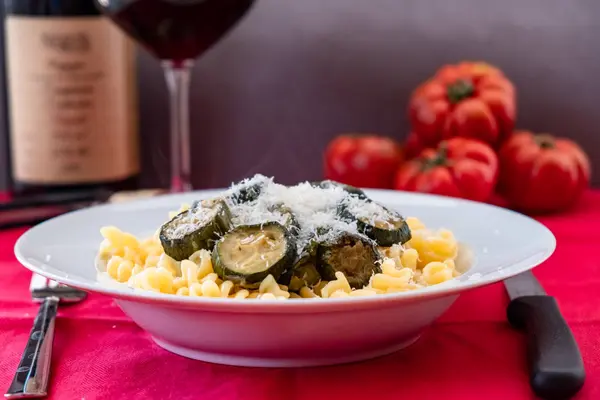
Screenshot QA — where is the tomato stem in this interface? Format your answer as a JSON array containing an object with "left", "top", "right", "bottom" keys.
[
  {"left": 421, "top": 144, "right": 448, "bottom": 171},
  {"left": 447, "top": 79, "right": 475, "bottom": 104},
  {"left": 535, "top": 134, "right": 555, "bottom": 149}
]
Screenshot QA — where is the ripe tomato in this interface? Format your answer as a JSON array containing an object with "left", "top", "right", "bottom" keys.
[
  {"left": 498, "top": 131, "right": 590, "bottom": 213},
  {"left": 404, "top": 131, "right": 427, "bottom": 160},
  {"left": 324, "top": 135, "right": 404, "bottom": 189},
  {"left": 409, "top": 61, "right": 515, "bottom": 149},
  {"left": 394, "top": 137, "right": 498, "bottom": 202}
]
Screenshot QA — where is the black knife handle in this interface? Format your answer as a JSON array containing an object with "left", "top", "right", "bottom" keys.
[{"left": 507, "top": 295, "right": 585, "bottom": 400}]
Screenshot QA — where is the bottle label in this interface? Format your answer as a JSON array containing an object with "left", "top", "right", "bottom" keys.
[{"left": 5, "top": 16, "right": 139, "bottom": 184}]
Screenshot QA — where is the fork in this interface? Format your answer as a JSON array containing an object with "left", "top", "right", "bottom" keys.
[{"left": 5, "top": 274, "right": 87, "bottom": 399}]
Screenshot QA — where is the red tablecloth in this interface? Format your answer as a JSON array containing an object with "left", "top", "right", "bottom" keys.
[{"left": 1, "top": 192, "right": 599, "bottom": 400}]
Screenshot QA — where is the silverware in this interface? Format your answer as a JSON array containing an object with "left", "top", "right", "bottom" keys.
[
  {"left": 4, "top": 274, "right": 87, "bottom": 399},
  {"left": 505, "top": 271, "right": 585, "bottom": 399}
]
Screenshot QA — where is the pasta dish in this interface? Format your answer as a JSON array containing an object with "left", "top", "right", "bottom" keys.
[{"left": 96, "top": 175, "right": 464, "bottom": 300}]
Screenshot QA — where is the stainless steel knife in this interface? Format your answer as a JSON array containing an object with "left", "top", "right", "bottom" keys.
[{"left": 505, "top": 271, "right": 585, "bottom": 399}]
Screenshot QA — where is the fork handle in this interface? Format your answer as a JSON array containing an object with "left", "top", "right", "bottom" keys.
[{"left": 5, "top": 297, "right": 59, "bottom": 399}]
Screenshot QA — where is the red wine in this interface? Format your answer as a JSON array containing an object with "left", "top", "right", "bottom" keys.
[
  {"left": 96, "top": 0, "right": 256, "bottom": 64},
  {"left": 4, "top": 0, "right": 140, "bottom": 195},
  {"left": 5, "top": 0, "right": 100, "bottom": 15}
]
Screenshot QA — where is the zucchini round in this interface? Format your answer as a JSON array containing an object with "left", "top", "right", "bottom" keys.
[
  {"left": 287, "top": 262, "right": 321, "bottom": 291},
  {"left": 316, "top": 233, "right": 380, "bottom": 289},
  {"left": 229, "top": 201, "right": 300, "bottom": 234},
  {"left": 312, "top": 180, "right": 368, "bottom": 199},
  {"left": 360, "top": 216, "right": 411, "bottom": 246},
  {"left": 278, "top": 238, "right": 320, "bottom": 288},
  {"left": 339, "top": 200, "right": 411, "bottom": 246},
  {"left": 160, "top": 199, "right": 233, "bottom": 261},
  {"left": 212, "top": 222, "right": 297, "bottom": 288},
  {"left": 229, "top": 181, "right": 266, "bottom": 204},
  {"left": 268, "top": 203, "right": 300, "bottom": 234}
]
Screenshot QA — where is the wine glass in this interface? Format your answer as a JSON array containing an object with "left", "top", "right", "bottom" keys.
[{"left": 95, "top": 0, "right": 256, "bottom": 192}]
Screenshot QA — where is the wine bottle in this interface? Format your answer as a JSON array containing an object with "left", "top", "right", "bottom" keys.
[
  {"left": 3, "top": 0, "right": 139, "bottom": 195},
  {"left": 0, "top": 4, "right": 9, "bottom": 193}
]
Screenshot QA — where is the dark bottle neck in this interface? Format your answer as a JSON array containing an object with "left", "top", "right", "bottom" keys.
[{"left": 4, "top": 0, "right": 101, "bottom": 16}]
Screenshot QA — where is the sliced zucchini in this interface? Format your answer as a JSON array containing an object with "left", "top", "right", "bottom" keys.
[
  {"left": 159, "top": 199, "right": 233, "bottom": 261},
  {"left": 229, "top": 181, "right": 266, "bottom": 204},
  {"left": 287, "top": 262, "right": 321, "bottom": 291},
  {"left": 298, "top": 236, "right": 320, "bottom": 260},
  {"left": 312, "top": 180, "right": 368, "bottom": 199},
  {"left": 316, "top": 233, "right": 380, "bottom": 289},
  {"left": 268, "top": 203, "right": 300, "bottom": 234},
  {"left": 212, "top": 222, "right": 297, "bottom": 288},
  {"left": 361, "top": 215, "right": 411, "bottom": 246},
  {"left": 278, "top": 238, "right": 320, "bottom": 288},
  {"left": 339, "top": 200, "right": 411, "bottom": 246},
  {"left": 229, "top": 201, "right": 300, "bottom": 234}
]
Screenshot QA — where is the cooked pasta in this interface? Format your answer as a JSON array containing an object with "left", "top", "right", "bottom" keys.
[
  {"left": 258, "top": 275, "right": 291, "bottom": 299},
  {"left": 99, "top": 204, "right": 465, "bottom": 300}
]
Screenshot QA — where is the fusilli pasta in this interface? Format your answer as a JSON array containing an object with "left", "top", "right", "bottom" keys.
[{"left": 99, "top": 214, "right": 464, "bottom": 300}]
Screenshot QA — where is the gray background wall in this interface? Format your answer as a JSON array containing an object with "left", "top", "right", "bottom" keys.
[{"left": 2, "top": 0, "right": 600, "bottom": 190}]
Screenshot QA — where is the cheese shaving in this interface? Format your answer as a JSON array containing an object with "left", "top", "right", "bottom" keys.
[
  {"left": 162, "top": 206, "right": 218, "bottom": 239},
  {"left": 225, "top": 175, "right": 364, "bottom": 252},
  {"left": 341, "top": 195, "right": 400, "bottom": 227}
]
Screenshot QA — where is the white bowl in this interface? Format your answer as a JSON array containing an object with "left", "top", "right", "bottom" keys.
[{"left": 15, "top": 189, "right": 555, "bottom": 367}]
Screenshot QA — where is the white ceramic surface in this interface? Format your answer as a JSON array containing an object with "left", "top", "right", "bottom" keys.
[{"left": 14, "top": 189, "right": 556, "bottom": 367}]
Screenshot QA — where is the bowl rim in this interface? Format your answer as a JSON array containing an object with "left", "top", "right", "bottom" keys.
[{"left": 14, "top": 189, "right": 556, "bottom": 313}]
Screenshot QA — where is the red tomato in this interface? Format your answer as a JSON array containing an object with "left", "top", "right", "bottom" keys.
[
  {"left": 404, "top": 131, "right": 427, "bottom": 160},
  {"left": 498, "top": 131, "right": 591, "bottom": 213},
  {"left": 394, "top": 137, "right": 498, "bottom": 202},
  {"left": 324, "top": 135, "right": 404, "bottom": 189},
  {"left": 409, "top": 61, "right": 515, "bottom": 149}
]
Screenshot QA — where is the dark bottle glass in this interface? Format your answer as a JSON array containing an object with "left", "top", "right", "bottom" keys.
[{"left": 4, "top": 0, "right": 139, "bottom": 196}]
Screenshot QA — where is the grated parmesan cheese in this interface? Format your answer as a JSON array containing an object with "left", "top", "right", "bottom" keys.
[
  {"left": 230, "top": 202, "right": 291, "bottom": 227},
  {"left": 342, "top": 194, "right": 401, "bottom": 226},
  {"left": 224, "top": 175, "right": 364, "bottom": 252},
  {"left": 162, "top": 205, "right": 219, "bottom": 239}
]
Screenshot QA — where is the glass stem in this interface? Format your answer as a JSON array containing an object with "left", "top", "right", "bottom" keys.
[{"left": 162, "top": 60, "right": 193, "bottom": 192}]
